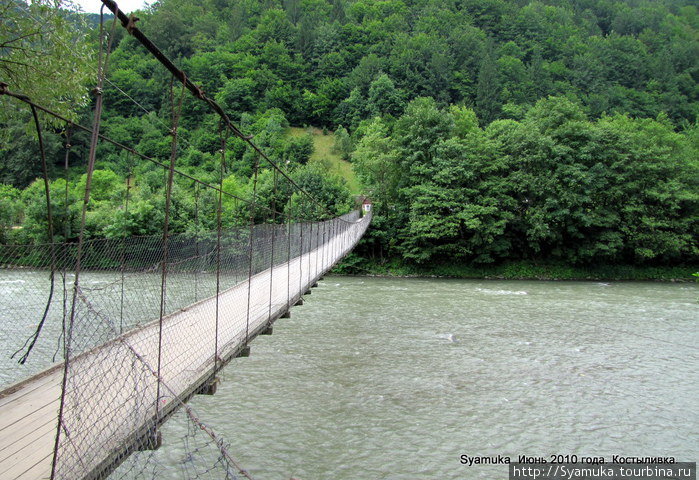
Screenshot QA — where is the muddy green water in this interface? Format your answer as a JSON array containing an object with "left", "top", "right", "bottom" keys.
[
  {"left": 2, "top": 275, "right": 697, "bottom": 479},
  {"left": 161, "top": 276, "right": 697, "bottom": 479}
]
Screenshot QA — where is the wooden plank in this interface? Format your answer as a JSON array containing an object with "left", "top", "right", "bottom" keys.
[
  {"left": 0, "top": 403, "right": 57, "bottom": 453},
  {"left": 0, "top": 415, "right": 55, "bottom": 463},
  {"left": 14, "top": 452, "right": 53, "bottom": 480},
  {"left": 0, "top": 438, "right": 53, "bottom": 479},
  {"left": 0, "top": 383, "right": 60, "bottom": 432},
  {"left": 0, "top": 372, "right": 61, "bottom": 407}
]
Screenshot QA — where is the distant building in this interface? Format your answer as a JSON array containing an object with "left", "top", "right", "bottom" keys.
[{"left": 354, "top": 195, "right": 373, "bottom": 215}]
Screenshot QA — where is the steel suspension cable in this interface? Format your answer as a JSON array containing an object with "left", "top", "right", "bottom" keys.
[
  {"left": 194, "top": 181, "right": 200, "bottom": 302},
  {"left": 214, "top": 121, "right": 229, "bottom": 376},
  {"left": 267, "top": 169, "right": 278, "bottom": 324},
  {"left": 119, "top": 154, "right": 132, "bottom": 334},
  {"left": 298, "top": 217, "right": 304, "bottom": 303},
  {"left": 286, "top": 195, "right": 292, "bottom": 311},
  {"left": 54, "top": 126, "right": 73, "bottom": 363},
  {"left": 307, "top": 221, "right": 313, "bottom": 289}
]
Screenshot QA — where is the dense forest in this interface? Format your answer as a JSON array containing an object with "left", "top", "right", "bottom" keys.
[{"left": 1, "top": 0, "right": 697, "bottom": 273}]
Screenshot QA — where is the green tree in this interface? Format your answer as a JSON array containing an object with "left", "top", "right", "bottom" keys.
[
  {"left": 475, "top": 38, "right": 501, "bottom": 124},
  {"left": 20, "top": 177, "right": 78, "bottom": 243},
  {"left": 394, "top": 97, "right": 452, "bottom": 177},
  {"left": 288, "top": 162, "right": 352, "bottom": 220},
  {"left": 367, "top": 74, "right": 405, "bottom": 118},
  {"left": 594, "top": 114, "right": 698, "bottom": 263},
  {"left": 0, "top": 184, "right": 22, "bottom": 243},
  {"left": 0, "top": 0, "right": 93, "bottom": 129},
  {"left": 331, "top": 125, "right": 352, "bottom": 161},
  {"left": 352, "top": 117, "right": 400, "bottom": 202},
  {"left": 282, "top": 133, "right": 314, "bottom": 165},
  {"left": 333, "top": 87, "right": 367, "bottom": 130},
  {"left": 0, "top": 114, "right": 63, "bottom": 187}
]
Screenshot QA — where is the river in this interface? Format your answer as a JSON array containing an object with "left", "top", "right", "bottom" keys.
[
  {"left": 1, "top": 275, "right": 697, "bottom": 479},
  {"left": 161, "top": 276, "right": 698, "bottom": 479}
]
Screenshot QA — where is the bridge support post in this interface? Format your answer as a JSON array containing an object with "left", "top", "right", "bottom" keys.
[
  {"left": 305, "top": 289, "right": 311, "bottom": 295},
  {"left": 137, "top": 430, "right": 162, "bottom": 451},
  {"left": 196, "top": 377, "right": 219, "bottom": 396},
  {"left": 236, "top": 345, "right": 251, "bottom": 357},
  {"left": 311, "top": 282, "right": 318, "bottom": 288},
  {"left": 261, "top": 325, "right": 273, "bottom": 335},
  {"left": 281, "top": 310, "right": 291, "bottom": 318},
  {"left": 295, "top": 298, "right": 304, "bottom": 306}
]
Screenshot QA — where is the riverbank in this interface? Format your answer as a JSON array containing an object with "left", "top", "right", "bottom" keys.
[{"left": 332, "top": 255, "right": 698, "bottom": 282}]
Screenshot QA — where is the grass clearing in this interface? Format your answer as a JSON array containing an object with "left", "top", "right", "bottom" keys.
[{"left": 288, "top": 127, "right": 361, "bottom": 194}]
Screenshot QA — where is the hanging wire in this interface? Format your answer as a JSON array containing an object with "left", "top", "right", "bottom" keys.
[
  {"left": 245, "top": 154, "right": 261, "bottom": 345},
  {"left": 214, "top": 120, "right": 230, "bottom": 374},
  {"left": 194, "top": 180, "right": 200, "bottom": 302},
  {"left": 298, "top": 216, "right": 304, "bottom": 304},
  {"left": 119, "top": 152, "right": 133, "bottom": 334},
  {"left": 156, "top": 75, "right": 187, "bottom": 418},
  {"left": 267, "top": 169, "right": 278, "bottom": 323},
  {"left": 307, "top": 220, "right": 313, "bottom": 289},
  {"left": 10, "top": 103, "right": 56, "bottom": 364},
  {"left": 54, "top": 125, "right": 73, "bottom": 363},
  {"left": 321, "top": 221, "right": 327, "bottom": 275},
  {"left": 286, "top": 194, "right": 292, "bottom": 311}
]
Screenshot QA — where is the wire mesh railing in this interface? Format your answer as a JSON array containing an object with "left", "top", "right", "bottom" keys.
[{"left": 0, "top": 211, "right": 370, "bottom": 480}]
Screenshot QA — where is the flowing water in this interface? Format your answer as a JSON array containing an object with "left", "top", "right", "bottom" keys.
[
  {"left": 165, "top": 276, "right": 698, "bottom": 479},
  {"left": 0, "top": 269, "right": 232, "bottom": 387},
  {"left": 1, "top": 274, "right": 697, "bottom": 479}
]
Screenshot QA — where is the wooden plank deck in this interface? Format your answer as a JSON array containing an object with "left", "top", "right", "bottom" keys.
[{"left": 0, "top": 215, "right": 370, "bottom": 480}]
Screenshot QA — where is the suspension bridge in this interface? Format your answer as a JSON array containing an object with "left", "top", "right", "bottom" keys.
[
  {"left": 0, "top": 213, "right": 370, "bottom": 480},
  {"left": 1, "top": 1, "right": 372, "bottom": 478}
]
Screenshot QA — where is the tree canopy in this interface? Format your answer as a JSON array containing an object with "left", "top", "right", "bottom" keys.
[
  {"left": 0, "top": 0, "right": 93, "bottom": 127},
  {"left": 0, "top": 0, "right": 697, "bottom": 270},
  {"left": 354, "top": 96, "right": 697, "bottom": 266}
]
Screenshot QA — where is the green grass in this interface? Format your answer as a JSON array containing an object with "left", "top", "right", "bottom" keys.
[{"left": 288, "top": 127, "right": 361, "bottom": 194}]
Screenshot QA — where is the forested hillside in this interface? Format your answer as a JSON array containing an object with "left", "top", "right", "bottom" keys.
[{"left": 1, "top": 0, "right": 697, "bottom": 272}]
